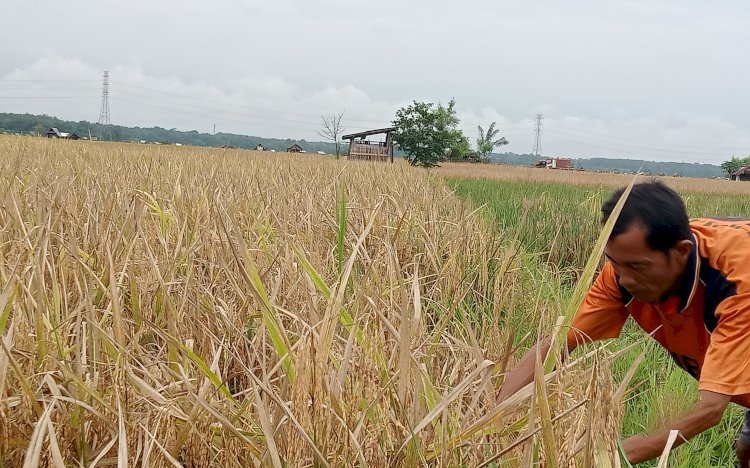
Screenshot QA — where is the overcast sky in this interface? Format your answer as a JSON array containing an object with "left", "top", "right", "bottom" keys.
[{"left": 2, "top": 0, "right": 749, "bottom": 164}]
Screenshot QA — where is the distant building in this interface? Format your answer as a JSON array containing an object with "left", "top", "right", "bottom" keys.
[
  {"left": 46, "top": 128, "right": 80, "bottom": 140},
  {"left": 731, "top": 166, "right": 750, "bottom": 182},
  {"left": 534, "top": 157, "right": 573, "bottom": 169},
  {"left": 255, "top": 144, "right": 266, "bottom": 151},
  {"left": 287, "top": 143, "right": 303, "bottom": 153}
]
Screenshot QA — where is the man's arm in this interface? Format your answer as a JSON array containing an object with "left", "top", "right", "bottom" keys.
[
  {"left": 622, "top": 390, "right": 731, "bottom": 464},
  {"left": 495, "top": 263, "right": 626, "bottom": 404},
  {"left": 496, "top": 336, "right": 577, "bottom": 404}
]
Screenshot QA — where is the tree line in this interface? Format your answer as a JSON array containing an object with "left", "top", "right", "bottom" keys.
[
  {"left": 0, "top": 111, "right": 739, "bottom": 178},
  {"left": 0, "top": 112, "right": 344, "bottom": 155}
]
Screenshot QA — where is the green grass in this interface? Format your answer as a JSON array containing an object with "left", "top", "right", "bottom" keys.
[
  {"left": 612, "top": 327, "right": 745, "bottom": 467},
  {"left": 447, "top": 176, "right": 750, "bottom": 467},
  {"left": 447, "top": 177, "right": 750, "bottom": 274}
]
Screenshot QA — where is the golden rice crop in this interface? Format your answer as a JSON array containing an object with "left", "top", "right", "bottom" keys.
[{"left": 0, "top": 136, "right": 633, "bottom": 466}]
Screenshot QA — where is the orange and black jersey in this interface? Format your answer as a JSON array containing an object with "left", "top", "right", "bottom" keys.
[{"left": 567, "top": 217, "right": 750, "bottom": 407}]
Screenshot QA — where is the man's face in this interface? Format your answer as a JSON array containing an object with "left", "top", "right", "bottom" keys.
[{"left": 604, "top": 223, "right": 691, "bottom": 303}]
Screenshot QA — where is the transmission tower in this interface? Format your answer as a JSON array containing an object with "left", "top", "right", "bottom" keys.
[
  {"left": 532, "top": 114, "right": 543, "bottom": 158},
  {"left": 98, "top": 71, "right": 111, "bottom": 125}
]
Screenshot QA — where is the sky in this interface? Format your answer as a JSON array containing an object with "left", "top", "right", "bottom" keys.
[{"left": 2, "top": 0, "right": 749, "bottom": 164}]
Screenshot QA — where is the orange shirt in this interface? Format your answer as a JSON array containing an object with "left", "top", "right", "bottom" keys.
[{"left": 567, "top": 217, "right": 750, "bottom": 407}]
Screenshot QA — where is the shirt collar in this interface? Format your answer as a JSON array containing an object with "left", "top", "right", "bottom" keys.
[
  {"left": 675, "top": 234, "right": 700, "bottom": 313},
  {"left": 615, "top": 234, "right": 700, "bottom": 312}
]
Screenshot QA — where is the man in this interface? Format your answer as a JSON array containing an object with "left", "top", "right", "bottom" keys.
[{"left": 496, "top": 181, "right": 750, "bottom": 465}]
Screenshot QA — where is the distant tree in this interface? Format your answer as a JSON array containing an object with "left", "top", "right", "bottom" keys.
[
  {"left": 720, "top": 156, "right": 750, "bottom": 176},
  {"left": 446, "top": 131, "right": 472, "bottom": 160},
  {"left": 476, "top": 122, "right": 509, "bottom": 163},
  {"left": 111, "top": 126, "right": 124, "bottom": 141},
  {"left": 317, "top": 111, "right": 346, "bottom": 159},
  {"left": 393, "top": 99, "right": 467, "bottom": 167}
]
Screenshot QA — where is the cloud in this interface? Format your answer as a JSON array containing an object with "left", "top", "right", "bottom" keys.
[
  {"left": 3, "top": 54, "right": 748, "bottom": 165},
  {"left": 0, "top": 55, "right": 399, "bottom": 139},
  {"left": 456, "top": 107, "right": 750, "bottom": 164}
]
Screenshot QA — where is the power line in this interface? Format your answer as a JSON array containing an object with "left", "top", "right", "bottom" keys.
[
  {"left": 0, "top": 87, "right": 96, "bottom": 90},
  {"left": 112, "top": 81, "right": 528, "bottom": 132},
  {"left": 111, "top": 89, "right": 385, "bottom": 132},
  {"left": 0, "top": 79, "right": 99, "bottom": 82},
  {"left": 544, "top": 129, "right": 732, "bottom": 158},
  {"left": 0, "top": 77, "right": 527, "bottom": 136},
  {"left": 550, "top": 123, "right": 750, "bottom": 152},
  {"left": 112, "top": 81, "right": 393, "bottom": 126},
  {"left": 545, "top": 131, "right": 726, "bottom": 162},
  {"left": 1, "top": 78, "right": 739, "bottom": 159},
  {"left": 114, "top": 89, "right": 331, "bottom": 127},
  {"left": 111, "top": 95, "right": 343, "bottom": 134},
  {"left": 0, "top": 95, "right": 97, "bottom": 99}
]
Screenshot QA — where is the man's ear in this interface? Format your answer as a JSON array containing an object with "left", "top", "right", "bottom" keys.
[{"left": 673, "top": 239, "right": 694, "bottom": 260}]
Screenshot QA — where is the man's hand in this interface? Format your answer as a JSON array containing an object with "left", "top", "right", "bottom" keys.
[
  {"left": 622, "top": 390, "right": 731, "bottom": 464},
  {"left": 496, "top": 337, "right": 555, "bottom": 405}
]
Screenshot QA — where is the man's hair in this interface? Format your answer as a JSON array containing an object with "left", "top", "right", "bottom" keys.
[{"left": 601, "top": 180, "right": 691, "bottom": 253}]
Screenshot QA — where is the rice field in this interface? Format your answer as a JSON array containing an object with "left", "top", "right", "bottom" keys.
[
  {"left": 437, "top": 162, "right": 750, "bottom": 195},
  {"left": 0, "top": 136, "right": 635, "bottom": 466},
  {"left": 444, "top": 175, "right": 750, "bottom": 274},
  {"left": 445, "top": 166, "right": 750, "bottom": 467},
  {"left": 2, "top": 136, "right": 746, "bottom": 466}
]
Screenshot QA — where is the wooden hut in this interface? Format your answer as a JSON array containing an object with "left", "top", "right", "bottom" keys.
[
  {"left": 341, "top": 127, "right": 396, "bottom": 163},
  {"left": 287, "top": 143, "right": 304, "bottom": 153},
  {"left": 46, "top": 128, "right": 80, "bottom": 140},
  {"left": 731, "top": 166, "right": 750, "bottom": 182}
]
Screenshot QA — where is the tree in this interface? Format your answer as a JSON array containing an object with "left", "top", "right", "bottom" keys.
[
  {"left": 720, "top": 156, "right": 750, "bottom": 176},
  {"left": 447, "top": 131, "right": 472, "bottom": 160},
  {"left": 392, "top": 99, "right": 467, "bottom": 167},
  {"left": 317, "top": 111, "right": 346, "bottom": 159},
  {"left": 476, "top": 122, "right": 509, "bottom": 163},
  {"left": 32, "top": 122, "right": 46, "bottom": 136}
]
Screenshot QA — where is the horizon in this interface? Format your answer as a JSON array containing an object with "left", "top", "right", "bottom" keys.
[{"left": 0, "top": 111, "right": 727, "bottom": 170}]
